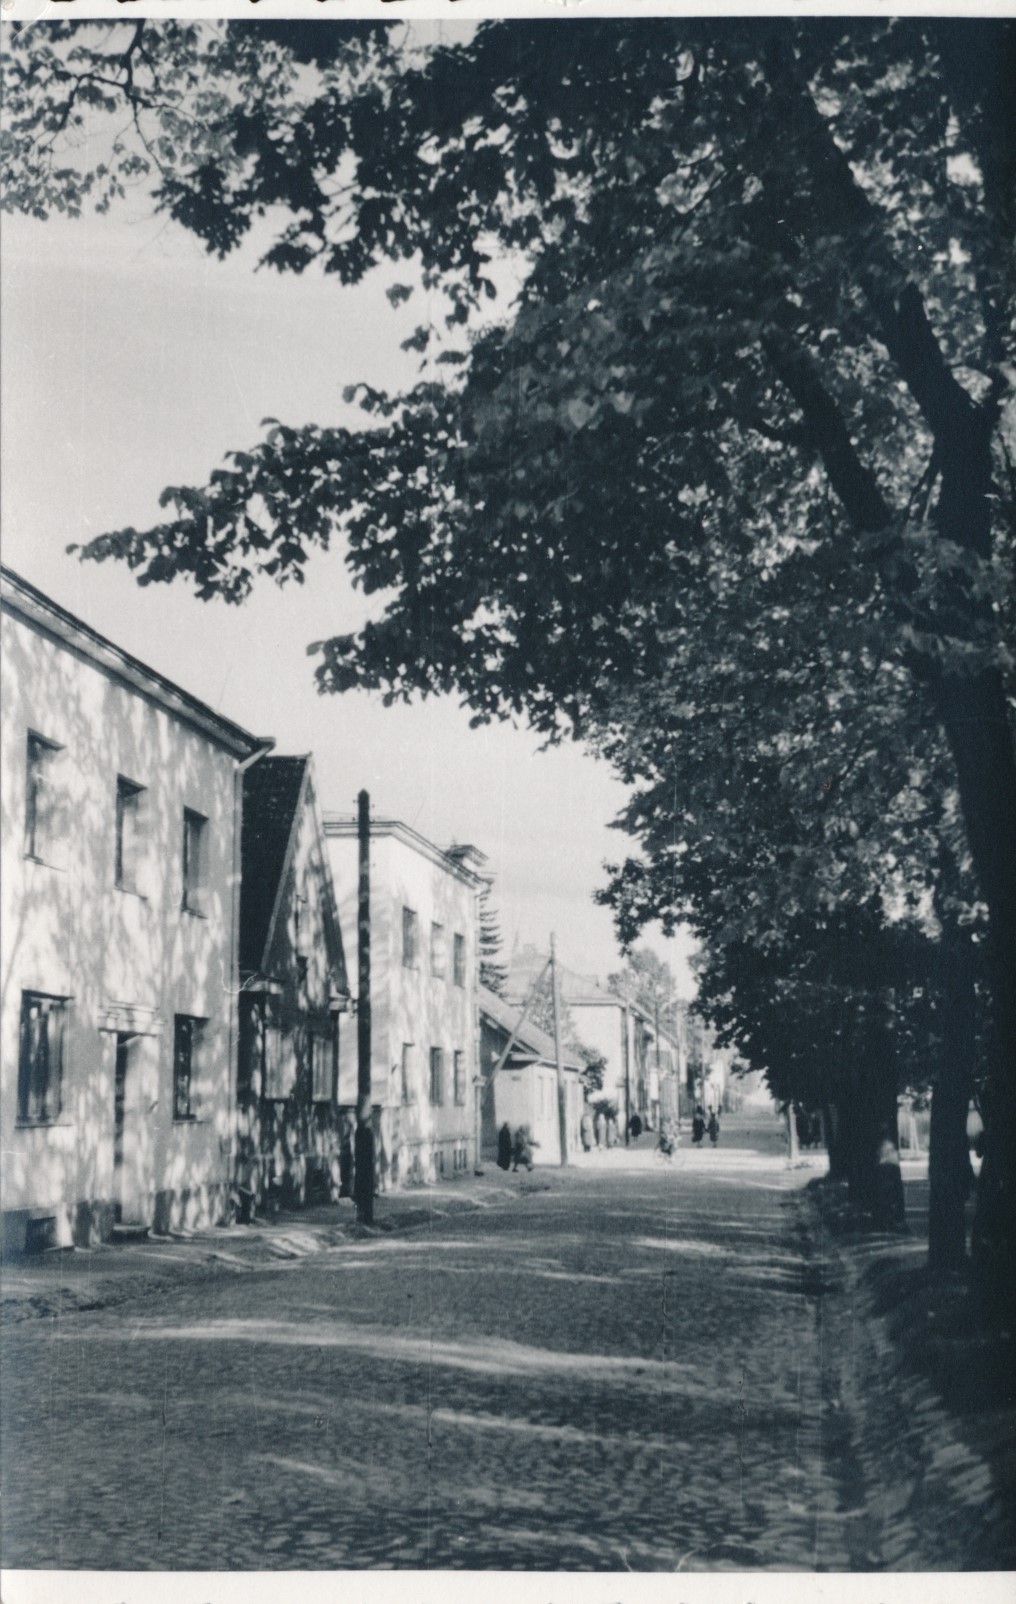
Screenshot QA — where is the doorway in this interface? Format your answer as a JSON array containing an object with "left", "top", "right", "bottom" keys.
[{"left": 113, "top": 1032, "right": 135, "bottom": 1223}]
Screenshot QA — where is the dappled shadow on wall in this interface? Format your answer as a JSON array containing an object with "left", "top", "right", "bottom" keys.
[{"left": 2, "top": 615, "right": 239, "bottom": 1237}]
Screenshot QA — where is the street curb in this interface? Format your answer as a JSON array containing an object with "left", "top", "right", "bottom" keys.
[{"left": 802, "top": 1181, "right": 1014, "bottom": 1568}]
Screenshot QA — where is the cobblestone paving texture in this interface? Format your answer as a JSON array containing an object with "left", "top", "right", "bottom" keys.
[{"left": 1, "top": 1117, "right": 1011, "bottom": 1572}]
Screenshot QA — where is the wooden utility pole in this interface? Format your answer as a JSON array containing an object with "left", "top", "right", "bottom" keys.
[
  {"left": 550, "top": 935, "right": 569, "bottom": 1167},
  {"left": 787, "top": 1103, "right": 799, "bottom": 1167},
  {"left": 654, "top": 997, "right": 661, "bottom": 1125},
  {"left": 354, "top": 789, "right": 374, "bottom": 1224},
  {"left": 623, "top": 1005, "right": 632, "bottom": 1145}
]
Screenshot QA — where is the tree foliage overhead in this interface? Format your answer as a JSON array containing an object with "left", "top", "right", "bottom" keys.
[
  {"left": 608, "top": 949, "right": 680, "bottom": 1029},
  {"left": 4, "top": 16, "right": 1015, "bottom": 1277}
]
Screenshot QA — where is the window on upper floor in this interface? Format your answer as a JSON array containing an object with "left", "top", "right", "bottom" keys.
[
  {"left": 402, "top": 906, "right": 418, "bottom": 968},
  {"left": 18, "top": 991, "right": 68, "bottom": 1125},
  {"left": 182, "top": 808, "right": 208, "bottom": 915},
  {"left": 431, "top": 922, "right": 446, "bottom": 978},
  {"left": 453, "top": 932, "right": 466, "bottom": 988},
  {"left": 173, "top": 1013, "right": 206, "bottom": 1121},
  {"left": 263, "top": 1005, "right": 298, "bottom": 1102},
  {"left": 115, "top": 776, "right": 146, "bottom": 894},
  {"left": 453, "top": 1049, "right": 467, "bottom": 1106},
  {"left": 25, "top": 732, "right": 66, "bottom": 866},
  {"left": 311, "top": 1028, "right": 335, "bottom": 1103},
  {"left": 429, "top": 1046, "right": 444, "bottom": 1107}
]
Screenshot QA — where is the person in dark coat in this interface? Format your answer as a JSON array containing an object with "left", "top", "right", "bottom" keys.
[
  {"left": 708, "top": 1109, "right": 720, "bottom": 1146},
  {"left": 497, "top": 1122, "right": 513, "bottom": 1171},
  {"left": 512, "top": 1124, "right": 536, "bottom": 1172},
  {"left": 692, "top": 1106, "right": 706, "bottom": 1145},
  {"left": 630, "top": 1111, "right": 643, "bottom": 1140}
]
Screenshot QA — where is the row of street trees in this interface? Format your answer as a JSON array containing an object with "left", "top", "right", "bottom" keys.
[{"left": 3, "top": 17, "right": 1012, "bottom": 1313}]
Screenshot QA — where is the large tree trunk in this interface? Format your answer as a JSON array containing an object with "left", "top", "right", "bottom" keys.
[
  {"left": 971, "top": 1079, "right": 1016, "bottom": 1330},
  {"left": 928, "top": 1066, "right": 973, "bottom": 1273},
  {"left": 933, "top": 429, "right": 1016, "bottom": 1313},
  {"left": 763, "top": 42, "right": 1016, "bottom": 1297},
  {"left": 843, "top": 1025, "right": 905, "bottom": 1231},
  {"left": 928, "top": 941, "right": 976, "bottom": 1273},
  {"left": 823, "top": 1101, "right": 847, "bottom": 1180}
]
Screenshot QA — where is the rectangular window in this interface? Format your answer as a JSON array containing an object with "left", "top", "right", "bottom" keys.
[
  {"left": 18, "top": 991, "right": 67, "bottom": 1124},
  {"left": 115, "top": 776, "right": 145, "bottom": 893},
  {"left": 431, "top": 922, "right": 446, "bottom": 978},
  {"left": 453, "top": 932, "right": 466, "bottom": 988},
  {"left": 401, "top": 1043, "right": 417, "bottom": 1106},
  {"left": 25, "top": 732, "right": 64, "bottom": 863},
  {"left": 263, "top": 1008, "right": 298, "bottom": 1102},
  {"left": 311, "top": 1031, "right": 334, "bottom": 1103},
  {"left": 429, "top": 1046, "right": 444, "bottom": 1107},
  {"left": 402, "top": 906, "right": 418, "bottom": 968},
  {"left": 453, "top": 1049, "right": 466, "bottom": 1106},
  {"left": 173, "top": 1014, "right": 205, "bottom": 1120},
  {"left": 182, "top": 808, "right": 208, "bottom": 914},
  {"left": 263, "top": 1022, "right": 283, "bottom": 1100}
]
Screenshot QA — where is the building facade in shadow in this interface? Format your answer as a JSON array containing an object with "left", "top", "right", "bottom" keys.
[{"left": 236, "top": 754, "right": 349, "bottom": 1213}]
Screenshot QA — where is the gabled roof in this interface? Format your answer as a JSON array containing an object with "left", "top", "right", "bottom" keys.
[
  {"left": 0, "top": 565, "right": 267, "bottom": 760},
  {"left": 479, "top": 984, "right": 584, "bottom": 1074},
  {"left": 240, "top": 754, "right": 345, "bottom": 980},
  {"left": 505, "top": 944, "right": 666, "bottom": 1029}
]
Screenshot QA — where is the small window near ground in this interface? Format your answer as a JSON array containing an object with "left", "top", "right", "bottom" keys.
[
  {"left": 18, "top": 991, "right": 68, "bottom": 1124},
  {"left": 182, "top": 808, "right": 208, "bottom": 914},
  {"left": 25, "top": 733, "right": 65, "bottom": 864},
  {"left": 453, "top": 932, "right": 466, "bottom": 987},
  {"left": 173, "top": 1014, "right": 205, "bottom": 1120},
  {"left": 115, "top": 776, "right": 146, "bottom": 893},
  {"left": 429, "top": 1046, "right": 444, "bottom": 1107},
  {"left": 453, "top": 1049, "right": 466, "bottom": 1106},
  {"left": 402, "top": 906, "right": 418, "bottom": 968},
  {"left": 431, "top": 922, "right": 446, "bottom": 978}
]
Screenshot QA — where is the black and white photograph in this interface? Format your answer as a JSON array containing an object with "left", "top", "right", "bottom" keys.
[{"left": 0, "top": 1, "right": 1014, "bottom": 1594}]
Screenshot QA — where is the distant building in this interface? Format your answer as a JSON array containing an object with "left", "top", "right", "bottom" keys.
[
  {"left": 505, "top": 945, "right": 677, "bottom": 1129},
  {"left": 679, "top": 1005, "right": 734, "bottom": 1115},
  {"left": 1, "top": 567, "right": 266, "bottom": 1252},
  {"left": 236, "top": 755, "right": 349, "bottom": 1213},
  {"left": 478, "top": 984, "right": 584, "bottom": 1165},
  {"left": 324, "top": 815, "right": 485, "bottom": 1187}
]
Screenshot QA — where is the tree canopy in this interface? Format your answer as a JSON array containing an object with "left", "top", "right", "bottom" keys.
[{"left": 4, "top": 15, "right": 1015, "bottom": 1283}]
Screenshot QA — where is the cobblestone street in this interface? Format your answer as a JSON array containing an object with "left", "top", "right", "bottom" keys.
[{"left": 1, "top": 1120, "right": 1011, "bottom": 1572}]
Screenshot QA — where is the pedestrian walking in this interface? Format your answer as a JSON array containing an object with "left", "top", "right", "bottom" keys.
[
  {"left": 512, "top": 1124, "right": 536, "bottom": 1172},
  {"left": 795, "top": 1104, "right": 810, "bottom": 1150},
  {"left": 629, "top": 1111, "right": 643, "bottom": 1140},
  {"left": 606, "top": 1114, "right": 618, "bottom": 1149},
  {"left": 708, "top": 1109, "right": 720, "bottom": 1146},
  {"left": 692, "top": 1106, "right": 705, "bottom": 1145},
  {"left": 497, "top": 1122, "right": 513, "bottom": 1171},
  {"left": 874, "top": 1125, "right": 906, "bottom": 1231},
  {"left": 595, "top": 1109, "right": 607, "bottom": 1149},
  {"left": 580, "top": 1108, "right": 594, "bottom": 1152},
  {"left": 657, "top": 1120, "right": 678, "bottom": 1161}
]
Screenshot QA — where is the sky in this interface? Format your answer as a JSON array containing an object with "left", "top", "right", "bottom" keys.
[{"left": 1, "top": 133, "right": 697, "bottom": 993}]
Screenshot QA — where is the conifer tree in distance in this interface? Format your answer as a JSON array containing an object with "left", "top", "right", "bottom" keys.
[{"left": 479, "top": 879, "right": 508, "bottom": 997}]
